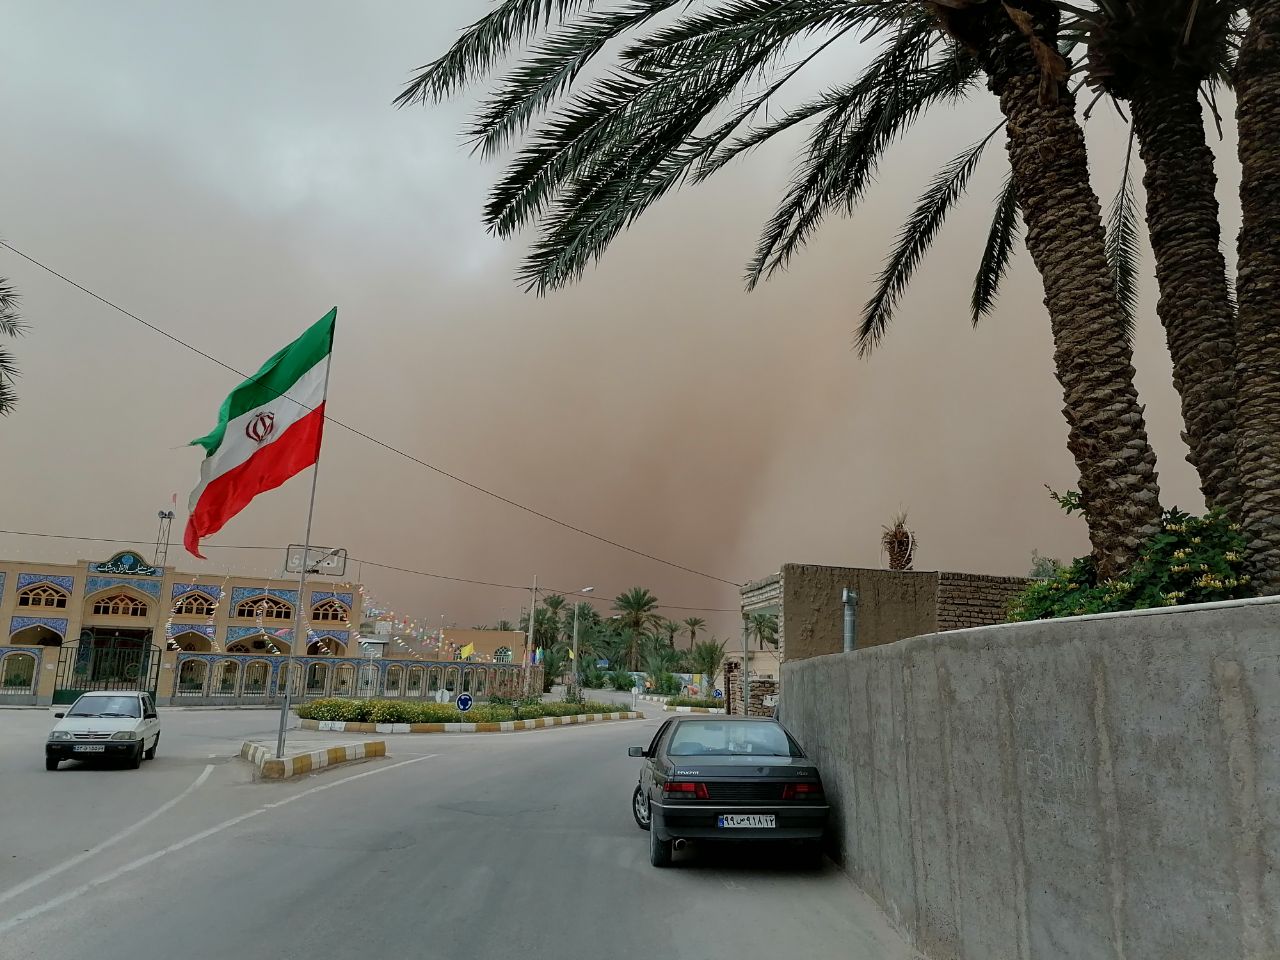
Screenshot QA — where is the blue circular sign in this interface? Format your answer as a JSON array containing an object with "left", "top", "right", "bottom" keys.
[
  {"left": 456, "top": 693, "right": 474, "bottom": 712},
  {"left": 713, "top": 689, "right": 723, "bottom": 699}
]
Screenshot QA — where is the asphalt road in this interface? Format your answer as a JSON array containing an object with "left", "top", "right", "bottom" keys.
[{"left": 0, "top": 707, "right": 917, "bottom": 960}]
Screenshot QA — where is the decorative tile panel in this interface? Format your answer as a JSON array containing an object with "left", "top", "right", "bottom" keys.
[
  {"left": 308, "top": 630, "right": 349, "bottom": 643},
  {"left": 17, "top": 573, "right": 75, "bottom": 593},
  {"left": 0, "top": 573, "right": 6, "bottom": 601},
  {"left": 172, "top": 583, "right": 224, "bottom": 601},
  {"left": 0, "top": 644, "right": 42, "bottom": 664},
  {"left": 167, "top": 624, "right": 217, "bottom": 639},
  {"left": 9, "top": 616, "right": 69, "bottom": 638},
  {"left": 85, "top": 576, "right": 161, "bottom": 599},
  {"left": 231, "top": 586, "right": 298, "bottom": 607},
  {"left": 227, "top": 626, "right": 293, "bottom": 643},
  {"left": 310, "top": 591, "right": 353, "bottom": 607}
]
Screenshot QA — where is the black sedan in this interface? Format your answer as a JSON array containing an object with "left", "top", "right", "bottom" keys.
[{"left": 628, "top": 715, "right": 829, "bottom": 867}]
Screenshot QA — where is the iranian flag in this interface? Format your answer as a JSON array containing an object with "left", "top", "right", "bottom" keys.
[{"left": 184, "top": 308, "right": 336, "bottom": 558}]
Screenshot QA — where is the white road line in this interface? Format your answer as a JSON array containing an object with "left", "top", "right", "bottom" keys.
[
  {"left": 0, "top": 763, "right": 215, "bottom": 908},
  {"left": 0, "top": 754, "right": 435, "bottom": 935}
]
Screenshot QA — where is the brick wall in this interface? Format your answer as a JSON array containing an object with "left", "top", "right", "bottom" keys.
[
  {"left": 934, "top": 571, "right": 1029, "bottom": 631},
  {"left": 725, "top": 668, "right": 778, "bottom": 717}
]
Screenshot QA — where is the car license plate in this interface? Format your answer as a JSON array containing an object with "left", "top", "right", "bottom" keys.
[
  {"left": 73, "top": 745, "right": 105, "bottom": 753},
  {"left": 718, "top": 814, "right": 775, "bottom": 828}
]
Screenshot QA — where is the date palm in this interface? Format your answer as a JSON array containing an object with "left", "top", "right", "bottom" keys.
[
  {"left": 690, "top": 638, "right": 727, "bottom": 691},
  {"left": 747, "top": 612, "right": 779, "bottom": 649},
  {"left": 682, "top": 616, "right": 706, "bottom": 646},
  {"left": 401, "top": 0, "right": 1160, "bottom": 575},
  {"left": 1234, "top": 0, "right": 1280, "bottom": 592},
  {"left": 881, "top": 511, "right": 917, "bottom": 570},
  {"left": 0, "top": 280, "right": 24, "bottom": 415}
]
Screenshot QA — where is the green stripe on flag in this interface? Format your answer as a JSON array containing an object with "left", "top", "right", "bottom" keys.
[{"left": 191, "top": 308, "right": 336, "bottom": 456}]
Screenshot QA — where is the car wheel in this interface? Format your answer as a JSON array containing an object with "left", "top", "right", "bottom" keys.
[
  {"left": 128, "top": 744, "right": 143, "bottom": 769},
  {"left": 649, "top": 825, "right": 673, "bottom": 868},
  {"left": 45, "top": 758, "right": 59, "bottom": 771},
  {"left": 144, "top": 735, "right": 158, "bottom": 760},
  {"left": 632, "top": 784, "right": 651, "bottom": 831}
]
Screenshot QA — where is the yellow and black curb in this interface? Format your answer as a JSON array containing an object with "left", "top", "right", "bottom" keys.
[
  {"left": 239, "top": 739, "right": 386, "bottom": 779},
  {"left": 297, "top": 710, "right": 642, "bottom": 735}
]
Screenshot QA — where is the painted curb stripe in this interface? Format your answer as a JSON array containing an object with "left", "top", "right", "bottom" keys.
[
  {"left": 297, "top": 712, "right": 641, "bottom": 734},
  {"left": 239, "top": 739, "right": 386, "bottom": 779}
]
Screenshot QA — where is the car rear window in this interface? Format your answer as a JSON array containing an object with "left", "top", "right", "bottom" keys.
[
  {"left": 67, "top": 695, "right": 141, "bottom": 718},
  {"left": 666, "top": 721, "right": 802, "bottom": 757}
]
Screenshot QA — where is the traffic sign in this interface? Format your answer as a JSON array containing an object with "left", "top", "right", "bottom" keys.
[
  {"left": 456, "top": 693, "right": 474, "bottom": 712},
  {"left": 713, "top": 689, "right": 723, "bottom": 699}
]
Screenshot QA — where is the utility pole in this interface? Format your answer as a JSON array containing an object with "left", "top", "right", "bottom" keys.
[{"left": 524, "top": 575, "right": 537, "bottom": 696}]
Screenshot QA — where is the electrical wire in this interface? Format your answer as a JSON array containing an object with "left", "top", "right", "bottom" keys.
[{"left": 0, "top": 240, "right": 743, "bottom": 588}]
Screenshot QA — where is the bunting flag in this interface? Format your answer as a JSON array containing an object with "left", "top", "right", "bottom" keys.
[{"left": 459, "top": 642, "right": 475, "bottom": 660}]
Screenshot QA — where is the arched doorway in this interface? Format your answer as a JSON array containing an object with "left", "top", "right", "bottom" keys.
[
  {"left": 176, "top": 659, "right": 208, "bottom": 697},
  {"left": 170, "top": 631, "right": 212, "bottom": 653},
  {"left": 1, "top": 651, "right": 38, "bottom": 695}
]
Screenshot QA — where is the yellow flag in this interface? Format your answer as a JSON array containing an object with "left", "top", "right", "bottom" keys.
[
  {"left": 459, "top": 642, "right": 475, "bottom": 659},
  {"left": 568, "top": 647, "right": 576, "bottom": 660}
]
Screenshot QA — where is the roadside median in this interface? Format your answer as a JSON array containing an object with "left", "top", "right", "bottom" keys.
[
  {"left": 299, "top": 710, "right": 640, "bottom": 734},
  {"left": 239, "top": 739, "right": 386, "bottom": 779}
]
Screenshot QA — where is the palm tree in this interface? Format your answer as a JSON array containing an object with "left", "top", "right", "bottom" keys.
[
  {"left": 496, "top": 619, "right": 516, "bottom": 632},
  {"left": 611, "top": 587, "right": 662, "bottom": 638},
  {"left": 747, "top": 613, "right": 778, "bottom": 651},
  {"left": 1234, "top": 0, "right": 1280, "bottom": 593},
  {"left": 682, "top": 616, "right": 706, "bottom": 647},
  {"left": 401, "top": 0, "right": 1161, "bottom": 576},
  {"left": 542, "top": 593, "right": 567, "bottom": 640},
  {"left": 689, "top": 638, "right": 727, "bottom": 693},
  {"left": 0, "top": 280, "right": 24, "bottom": 415},
  {"left": 658, "top": 617, "right": 681, "bottom": 648},
  {"left": 881, "top": 511, "right": 918, "bottom": 570}
]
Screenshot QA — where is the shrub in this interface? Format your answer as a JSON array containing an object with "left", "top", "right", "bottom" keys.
[
  {"left": 294, "top": 697, "right": 626, "bottom": 723},
  {"left": 667, "top": 695, "right": 723, "bottom": 708},
  {"left": 610, "top": 667, "right": 634, "bottom": 691},
  {"left": 1008, "top": 508, "right": 1252, "bottom": 621},
  {"left": 579, "top": 663, "right": 606, "bottom": 689}
]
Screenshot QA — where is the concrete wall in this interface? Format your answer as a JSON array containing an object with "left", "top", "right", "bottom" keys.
[
  {"left": 779, "top": 597, "right": 1280, "bottom": 960},
  {"left": 781, "top": 564, "right": 940, "bottom": 659}
]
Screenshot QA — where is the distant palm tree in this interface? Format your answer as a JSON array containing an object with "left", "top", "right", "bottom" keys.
[
  {"left": 747, "top": 613, "right": 778, "bottom": 651},
  {"left": 682, "top": 617, "right": 706, "bottom": 647},
  {"left": 0, "top": 280, "right": 25, "bottom": 415},
  {"left": 612, "top": 588, "right": 662, "bottom": 639},
  {"left": 495, "top": 619, "right": 515, "bottom": 632},
  {"left": 659, "top": 618, "right": 680, "bottom": 649},
  {"left": 690, "top": 638, "right": 727, "bottom": 693},
  {"left": 881, "top": 512, "right": 918, "bottom": 571}
]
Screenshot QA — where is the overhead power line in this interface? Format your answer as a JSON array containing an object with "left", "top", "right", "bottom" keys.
[
  {"left": 0, "top": 240, "right": 743, "bottom": 588},
  {"left": 0, "top": 528, "right": 741, "bottom": 613}
]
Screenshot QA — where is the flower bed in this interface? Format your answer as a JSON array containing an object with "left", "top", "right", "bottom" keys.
[
  {"left": 294, "top": 697, "right": 626, "bottom": 724},
  {"left": 666, "top": 695, "right": 723, "bottom": 709}
]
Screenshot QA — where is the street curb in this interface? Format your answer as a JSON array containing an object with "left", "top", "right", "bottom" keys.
[
  {"left": 239, "top": 739, "right": 386, "bottom": 779},
  {"left": 638, "top": 694, "right": 669, "bottom": 704},
  {"left": 298, "top": 711, "right": 642, "bottom": 734},
  {"left": 662, "top": 705, "right": 726, "bottom": 714}
]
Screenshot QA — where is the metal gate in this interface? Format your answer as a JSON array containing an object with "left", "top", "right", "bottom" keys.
[{"left": 53, "top": 635, "right": 162, "bottom": 704}]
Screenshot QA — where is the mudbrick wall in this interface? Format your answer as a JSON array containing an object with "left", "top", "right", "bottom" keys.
[
  {"left": 935, "top": 572, "right": 1030, "bottom": 631},
  {"left": 724, "top": 672, "right": 778, "bottom": 717},
  {"left": 780, "top": 597, "right": 1280, "bottom": 960}
]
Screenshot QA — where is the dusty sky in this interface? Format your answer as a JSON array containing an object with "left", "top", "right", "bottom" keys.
[{"left": 0, "top": 2, "right": 1236, "bottom": 640}]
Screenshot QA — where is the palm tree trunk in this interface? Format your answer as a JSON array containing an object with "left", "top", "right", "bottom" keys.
[
  {"left": 1235, "top": 0, "right": 1280, "bottom": 593},
  {"left": 1129, "top": 78, "right": 1239, "bottom": 516},
  {"left": 952, "top": 0, "right": 1163, "bottom": 577}
]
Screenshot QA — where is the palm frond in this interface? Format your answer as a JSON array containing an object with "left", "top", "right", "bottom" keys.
[
  {"left": 468, "top": 2, "right": 679, "bottom": 157},
  {"left": 395, "top": 0, "right": 593, "bottom": 107},
  {"left": 971, "top": 170, "right": 1021, "bottom": 323},
  {"left": 0, "top": 346, "right": 19, "bottom": 415},
  {"left": 0, "top": 278, "right": 22, "bottom": 338},
  {"left": 744, "top": 39, "right": 979, "bottom": 287},
  {"left": 1104, "top": 127, "right": 1141, "bottom": 340},
  {"left": 858, "top": 123, "right": 1001, "bottom": 354}
]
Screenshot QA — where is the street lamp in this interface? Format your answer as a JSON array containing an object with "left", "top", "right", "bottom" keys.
[{"left": 571, "top": 586, "right": 594, "bottom": 699}]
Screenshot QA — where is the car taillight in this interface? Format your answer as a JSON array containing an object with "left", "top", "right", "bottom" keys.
[
  {"left": 663, "top": 781, "right": 710, "bottom": 799},
  {"left": 782, "top": 782, "right": 824, "bottom": 801}
]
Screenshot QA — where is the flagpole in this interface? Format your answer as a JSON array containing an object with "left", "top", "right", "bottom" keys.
[{"left": 275, "top": 348, "right": 333, "bottom": 759}]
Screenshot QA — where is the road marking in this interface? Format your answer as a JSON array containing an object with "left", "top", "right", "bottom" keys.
[
  {"left": 0, "top": 755, "right": 435, "bottom": 935},
  {"left": 0, "top": 763, "right": 215, "bottom": 908}
]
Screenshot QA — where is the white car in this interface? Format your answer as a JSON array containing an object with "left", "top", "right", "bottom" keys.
[{"left": 45, "top": 690, "right": 161, "bottom": 770}]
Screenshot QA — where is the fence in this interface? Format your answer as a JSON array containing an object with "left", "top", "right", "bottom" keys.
[
  {"left": 0, "top": 646, "right": 41, "bottom": 704},
  {"left": 167, "top": 653, "right": 528, "bottom": 706}
]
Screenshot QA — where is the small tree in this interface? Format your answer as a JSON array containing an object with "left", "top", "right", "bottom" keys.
[
  {"left": 882, "top": 512, "right": 918, "bottom": 570},
  {"left": 690, "top": 639, "right": 727, "bottom": 693}
]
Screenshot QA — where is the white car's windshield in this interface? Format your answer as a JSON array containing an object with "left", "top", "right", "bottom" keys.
[{"left": 67, "top": 695, "right": 141, "bottom": 718}]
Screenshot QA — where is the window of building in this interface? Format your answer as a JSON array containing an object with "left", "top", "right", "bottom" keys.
[
  {"left": 174, "top": 592, "right": 215, "bottom": 617},
  {"left": 17, "top": 584, "right": 69, "bottom": 609},
  {"left": 235, "top": 596, "right": 292, "bottom": 620},
  {"left": 310, "top": 598, "right": 349, "bottom": 622},
  {"left": 91, "top": 593, "right": 149, "bottom": 617},
  {"left": 494, "top": 646, "right": 513, "bottom": 663}
]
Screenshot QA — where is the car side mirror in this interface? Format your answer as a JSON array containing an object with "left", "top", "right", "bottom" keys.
[
  {"left": 53, "top": 712, "right": 65, "bottom": 719},
  {"left": 627, "top": 746, "right": 645, "bottom": 758}
]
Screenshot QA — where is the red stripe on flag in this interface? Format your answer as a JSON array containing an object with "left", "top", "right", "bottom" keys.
[{"left": 184, "top": 403, "right": 326, "bottom": 558}]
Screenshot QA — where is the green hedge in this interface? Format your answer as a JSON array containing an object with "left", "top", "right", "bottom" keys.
[
  {"left": 294, "top": 697, "right": 627, "bottom": 724},
  {"left": 667, "top": 695, "right": 723, "bottom": 708}
]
